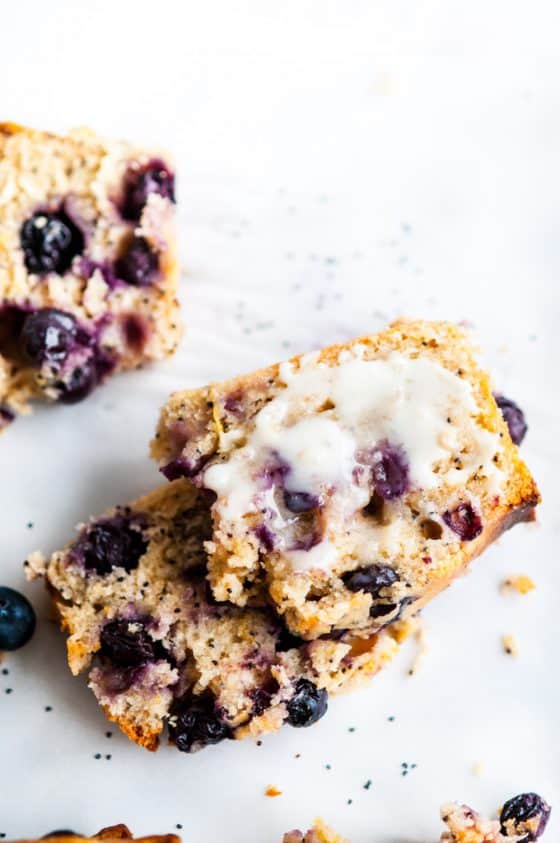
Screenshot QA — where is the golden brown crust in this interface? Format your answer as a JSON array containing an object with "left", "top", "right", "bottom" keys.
[{"left": 12, "top": 826, "right": 180, "bottom": 843}]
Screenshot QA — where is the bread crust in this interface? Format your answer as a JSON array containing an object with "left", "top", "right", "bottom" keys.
[{"left": 152, "top": 319, "right": 540, "bottom": 639}]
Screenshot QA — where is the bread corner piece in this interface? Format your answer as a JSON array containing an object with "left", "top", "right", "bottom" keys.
[
  {"left": 11, "top": 826, "right": 180, "bottom": 843},
  {"left": 26, "top": 479, "right": 408, "bottom": 754},
  {"left": 152, "top": 319, "right": 539, "bottom": 639},
  {"left": 0, "top": 122, "right": 180, "bottom": 429}
]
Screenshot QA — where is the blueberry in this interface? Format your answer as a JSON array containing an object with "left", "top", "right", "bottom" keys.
[
  {"left": 56, "top": 358, "right": 97, "bottom": 404},
  {"left": 495, "top": 394, "right": 528, "bottom": 445},
  {"left": 283, "top": 490, "right": 319, "bottom": 513},
  {"left": 169, "top": 699, "right": 230, "bottom": 752},
  {"left": 286, "top": 678, "right": 328, "bottom": 727},
  {"left": 20, "top": 209, "right": 84, "bottom": 275},
  {"left": 369, "top": 595, "right": 416, "bottom": 621},
  {"left": 100, "top": 618, "right": 157, "bottom": 667},
  {"left": 41, "top": 831, "right": 79, "bottom": 838},
  {"left": 368, "top": 441, "right": 409, "bottom": 499},
  {"left": 443, "top": 503, "right": 483, "bottom": 541},
  {"left": 121, "top": 159, "right": 176, "bottom": 221},
  {"left": 115, "top": 236, "right": 159, "bottom": 286},
  {"left": 20, "top": 309, "right": 78, "bottom": 367},
  {"left": 0, "top": 586, "right": 36, "bottom": 651},
  {"left": 161, "top": 456, "right": 202, "bottom": 481},
  {"left": 500, "top": 793, "right": 551, "bottom": 842},
  {"left": 344, "top": 564, "right": 399, "bottom": 596},
  {"left": 72, "top": 515, "right": 147, "bottom": 576},
  {"left": 275, "top": 627, "right": 305, "bottom": 652},
  {"left": 250, "top": 679, "right": 280, "bottom": 715},
  {"left": 258, "top": 453, "right": 290, "bottom": 490}
]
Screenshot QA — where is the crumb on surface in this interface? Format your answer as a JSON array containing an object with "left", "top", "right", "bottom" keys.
[
  {"left": 502, "top": 633, "right": 519, "bottom": 656},
  {"left": 471, "top": 760, "right": 485, "bottom": 776},
  {"left": 265, "top": 785, "right": 283, "bottom": 797},
  {"left": 501, "top": 574, "right": 535, "bottom": 595},
  {"left": 408, "top": 621, "right": 428, "bottom": 677}
]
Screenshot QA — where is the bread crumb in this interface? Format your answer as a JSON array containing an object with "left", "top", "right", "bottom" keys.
[
  {"left": 24, "top": 550, "right": 47, "bottom": 580},
  {"left": 471, "top": 760, "right": 485, "bottom": 776},
  {"left": 502, "top": 634, "right": 519, "bottom": 656},
  {"left": 265, "top": 785, "right": 283, "bottom": 797},
  {"left": 408, "top": 621, "right": 428, "bottom": 677},
  {"left": 501, "top": 575, "right": 535, "bottom": 595}
]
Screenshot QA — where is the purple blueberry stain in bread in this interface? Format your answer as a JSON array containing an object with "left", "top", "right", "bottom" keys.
[
  {"left": 95, "top": 664, "right": 147, "bottom": 695},
  {"left": 100, "top": 618, "right": 159, "bottom": 667},
  {"left": 20, "top": 207, "right": 85, "bottom": 275},
  {"left": 223, "top": 389, "right": 245, "bottom": 416},
  {"left": 120, "top": 159, "right": 176, "bottom": 222},
  {"left": 254, "top": 523, "right": 276, "bottom": 552},
  {"left": 122, "top": 313, "right": 149, "bottom": 353},
  {"left": 443, "top": 502, "right": 483, "bottom": 541},
  {"left": 115, "top": 236, "right": 159, "bottom": 286},
  {"left": 249, "top": 677, "right": 280, "bottom": 715},
  {"left": 495, "top": 394, "right": 528, "bottom": 445},
  {"left": 169, "top": 697, "right": 231, "bottom": 752},
  {"left": 79, "top": 257, "right": 120, "bottom": 290},
  {"left": 499, "top": 793, "right": 551, "bottom": 842},
  {"left": 358, "top": 440, "right": 410, "bottom": 501},
  {"left": 257, "top": 452, "right": 290, "bottom": 490},
  {"left": 161, "top": 456, "right": 204, "bottom": 481},
  {"left": 71, "top": 513, "right": 148, "bottom": 575}
]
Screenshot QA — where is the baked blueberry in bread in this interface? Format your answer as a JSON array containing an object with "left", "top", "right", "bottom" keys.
[
  {"left": 152, "top": 320, "right": 539, "bottom": 639},
  {"left": 0, "top": 123, "right": 180, "bottom": 427},
  {"left": 26, "top": 479, "right": 407, "bottom": 752}
]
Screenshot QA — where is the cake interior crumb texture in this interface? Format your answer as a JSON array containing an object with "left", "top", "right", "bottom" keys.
[
  {"left": 152, "top": 319, "right": 539, "bottom": 640},
  {"left": 0, "top": 122, "right": 180, "bottom": 427},
  {"left": 26, "top": 479, "right": 408, "bottom": 753}
]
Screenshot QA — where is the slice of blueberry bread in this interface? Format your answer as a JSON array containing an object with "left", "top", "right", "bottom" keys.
[
  {"left": 284, "top": 795, "right": 551, "bottom": 843},
  {"left": 13, "top": 825, "right": 179, "bottom": 843},
  {"left": 0, "top": 122, "right": 180, "bottom": 427},
  {"left": 441, "top": 793, "right": 551, "bottom": 842},
  {"left": 151, "top": 319, "right": 539, "bottom": 640},
  {"left": 25, "top": 478, "right": 408, "bottom": 753}
]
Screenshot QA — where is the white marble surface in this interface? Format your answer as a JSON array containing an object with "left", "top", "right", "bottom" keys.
[{"left": 0, "top": 2, "right": 558, "bottom": 840}]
